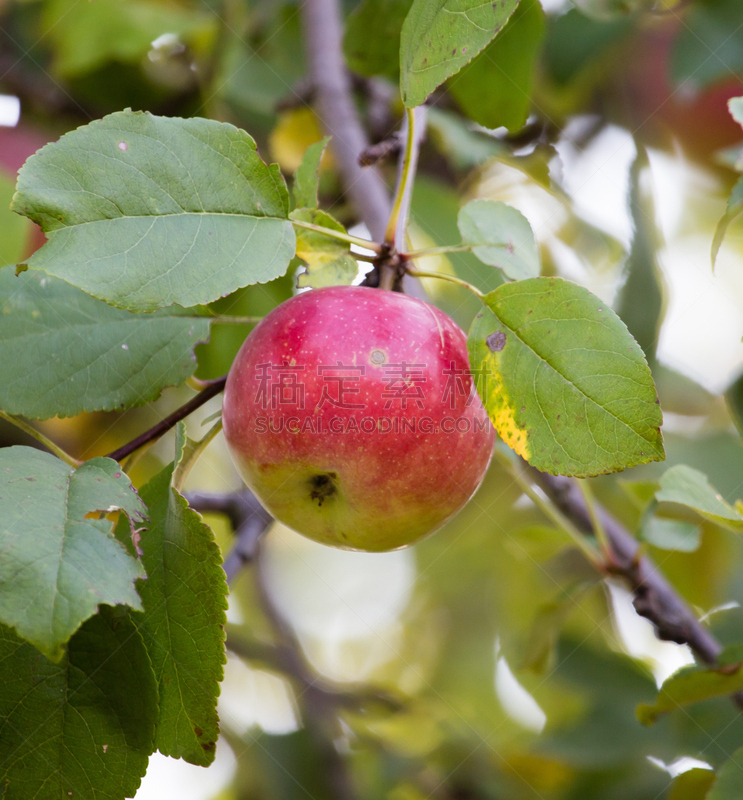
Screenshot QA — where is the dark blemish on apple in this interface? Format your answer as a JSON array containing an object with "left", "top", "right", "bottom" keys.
[
  {"left": 486, "top": 331, "right": 506, "bottom": 352},
  {"left": 25, "top": 477, "right": 35, "bottom": 482},
  {"left": 310, "top": 472, "right": 338, "bottom": 506},
  {"left": 194, "top": 727, "right": 203, "bottom": 737},
  {"left": 370, "top": 349, "right": 386, "bottom": 365}
]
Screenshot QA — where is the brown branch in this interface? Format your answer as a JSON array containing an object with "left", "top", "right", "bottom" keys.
[
  {"left": 299, "top": 0, "right": 391, "bottom": 242},
  {"left": 105, "top": 377, "right": 226, "bottom": 462}
]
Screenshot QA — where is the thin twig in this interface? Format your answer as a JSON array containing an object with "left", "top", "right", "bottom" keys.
[
  {"left": 105, "top": 377, "right": 226, "bottom": 462},
  {"left": 300, "top": 0, "right": 391, "bottom": 242},
  {"left": 576, "top": 479, "right": 611, "bottom": 558},
  {"left": 0, "top": 410, "right": 82, "bottom": 467},
  {"left": 291, "top": 218, "right": 383, "bottom": 252}
]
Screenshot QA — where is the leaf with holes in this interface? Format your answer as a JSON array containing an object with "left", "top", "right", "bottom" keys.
[
  {"left": 0, "top": 607, "right": 157, "bottom": 800},
  {"left": 0, "top": 447, "right": 146, "bottom": 660},
  {"left": 399, "top": 0, "right": 519, "bottom": 107},
  {"left": 132, "top": 429, "right": 227, "bottom": 765},
  {"left": 0, "top": 267, "right": 210, "bottom": 419},
  {"left": 467, "top": 277, "right": 664, "bottom": 477},
  {"left": 458, "top": 199, "right": 540, "bottom": 280},
  {"left": 12, "top": 110, "right": 295, "bottom": 313}
]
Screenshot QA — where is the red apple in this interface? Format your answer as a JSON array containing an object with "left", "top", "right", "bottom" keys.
[{"left": 222, "top": 286, "right": 495, "bottom": 551}]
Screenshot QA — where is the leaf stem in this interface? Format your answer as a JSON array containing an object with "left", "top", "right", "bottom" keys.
[
  {"left": 493, "top": 445, "right": 602, "bottom": 568},
  {"left": 403, "top": 244, "right": 473, "bottom": 259},
  {"left": 105, "top": 377, "right": 227, "bottom": 462},
  {"left": 385, "top": 106, "right": 418, "bottom": 247},
  {"left": 291, "top": 218, "right": 382, "bottom": 252},
  {"left": 577, "top": 479, "right": 611, "bottom": 557},
  {"left": 405, "top": 267, "right": 484, "bottom": 298},
  {"left": 0, "top": 410, "right": 82, "bottom": 468},
  {"left": 351, "top": 251, "right": 378, "bottom": 263}
]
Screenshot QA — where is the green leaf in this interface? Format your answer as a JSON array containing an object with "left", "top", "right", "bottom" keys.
[
  {"left": 133, "top": 433, "right": 227, "bottom": 765},
  {"left": 0, "top": 171, "right": 31, "bottom": 265},
  {"left": 467, "top": 277, "right": 664, "bottom": 477},
  {"left": 457, "top": 199, "right": 540, "bottom": 280},
  {"left": 0, "top": 607, "right": 157, "bottom": 800},
  {"left": 290, "top": 208, "right": 358, "bottom": 288},
  {"left": 0, "top": 448, "right": 146, "bottom": 660},
  {"left": 293, "top": 137, "right": 330, "bottom": 210},
  {"left": 12, "top": 110, "right": 295, "bottom": 313},
  {"left": 668, "top": 768, "right": 716, "bottom": 800},
  {"left": 708, "top": 747, "right": 743, "bottom": 800},
  {"left": 656, "top": 464, "right": 743, "bottom": 532},
  {"left": 344, "top": 0, "right": 413, "bottom": 79},
  {"left": 711, "top": 176, "right": 743, "bottom": 271},
  {"left": 41, "top": 0, "right": 215, "bottom": 78},
  {"left": 399, "top": 0, "right": 519, "bottom": 108},
  {"left": 640, "top": 514, "right": 701, "bottom": 553},
  {"left": 637, "top": 659, "right": 743, "bottom": 725},
  {"left": 0, "top": 267, "right": 210, "bottom": 419},
  {"left": 448, "top": 0, "right": 545, "bottom": 132}
]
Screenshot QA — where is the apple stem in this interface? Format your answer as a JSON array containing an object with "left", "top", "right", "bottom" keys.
[
  {"left": 404, "top": 267, "right": 484, "bottom": 298},
  {"left": 290, "top": 218, "right": 383, "bottom": 253},
  {"left": 0, "top": 410, "right": 82, "bottom": 468}
]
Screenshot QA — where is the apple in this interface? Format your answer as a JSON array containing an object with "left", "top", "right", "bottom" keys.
[{"left": 222, "top": 286, "right": 495, "bottom": 551}]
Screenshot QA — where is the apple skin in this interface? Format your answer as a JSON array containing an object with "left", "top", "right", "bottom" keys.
[{"left": 222, "top": 286, "right": 495, "bottom": 551}]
